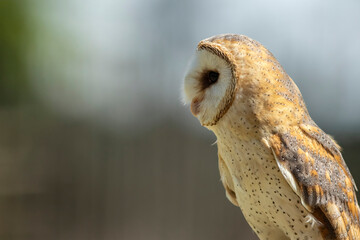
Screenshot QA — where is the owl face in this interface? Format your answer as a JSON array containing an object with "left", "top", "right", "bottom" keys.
[
  {"left": 183, "top": 39, "right": 237, "bottom": 126},
  {"left": 183, "top": 34, "right": 307, "bottom": 129}
]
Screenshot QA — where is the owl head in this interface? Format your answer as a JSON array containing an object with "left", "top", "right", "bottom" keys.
[{"left": 183, "top": 34, "right": 307, "bottom": 129}]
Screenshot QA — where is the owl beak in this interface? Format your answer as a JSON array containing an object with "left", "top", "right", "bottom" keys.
[{"left": 190, "top": 97, "right": 202, "bottom": 116}]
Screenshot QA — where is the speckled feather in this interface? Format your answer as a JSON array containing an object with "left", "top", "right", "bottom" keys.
[{"left": 183, "top": 34, "right": 360, "bottom": 240}]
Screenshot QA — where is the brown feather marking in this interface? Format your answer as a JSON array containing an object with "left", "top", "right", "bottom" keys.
[
  {"left": 299, "top": 123, "right": 357, "bottom": 191},
  {"left": 312, "top": 207, "right": 337, "bottom": 239},
  {"left": 321, "top": 203, "right": 350, "bottom": 240},
  {"left": 326, "top": 171, "right": 332, "bottom": 184},
  {"left": 269, "top": 127, "right": 360, "bottom": 240}
]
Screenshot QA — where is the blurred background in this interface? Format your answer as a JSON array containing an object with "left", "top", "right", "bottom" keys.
[{"left": 1, "top": 0, "right": 360, "bottom": 239}]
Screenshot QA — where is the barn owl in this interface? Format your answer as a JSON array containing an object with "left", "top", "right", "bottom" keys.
[{"left": 182, "top": 34, "right": 360, "bottom": 240}]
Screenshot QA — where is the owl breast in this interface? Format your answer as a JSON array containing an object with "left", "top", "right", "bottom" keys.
[{"left": 212, "top": 108, "right": 323, "bottom": 239}]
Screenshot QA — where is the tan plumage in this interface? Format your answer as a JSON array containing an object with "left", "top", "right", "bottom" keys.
[{"left": 183, "top": 34, "right": 360, "bottom": 239}]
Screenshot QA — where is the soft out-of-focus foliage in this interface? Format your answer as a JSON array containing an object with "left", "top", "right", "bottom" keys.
[
  {"left": 0, "top": 1, "right": 31, "bottom": 105},
  {"left": 0, "top": 1, "right": 359, "bottom": 239}
]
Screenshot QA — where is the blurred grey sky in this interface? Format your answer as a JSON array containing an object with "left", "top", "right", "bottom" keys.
[{"left": 27, "top": 0, "right": 360, "bottom": 135}]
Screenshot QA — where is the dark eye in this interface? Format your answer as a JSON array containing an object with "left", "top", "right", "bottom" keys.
[
  {"left": 208, "top": 71, "right": 219, "bottom": 84},
  {"left": 200, "top": 70, "right": 219, "bottom": 90}
]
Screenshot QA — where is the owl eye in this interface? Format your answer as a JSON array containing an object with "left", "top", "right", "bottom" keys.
[
  {"left": 208, "top": 71, "right": 219, "bottom": 84},
  {"left": 200, "top": 70, "right": 219, "bottom": 90}
]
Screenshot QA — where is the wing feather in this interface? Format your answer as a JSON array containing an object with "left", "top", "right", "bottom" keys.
[{"left": 269, "top": 124, "right": 360, "bottom": 240}]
